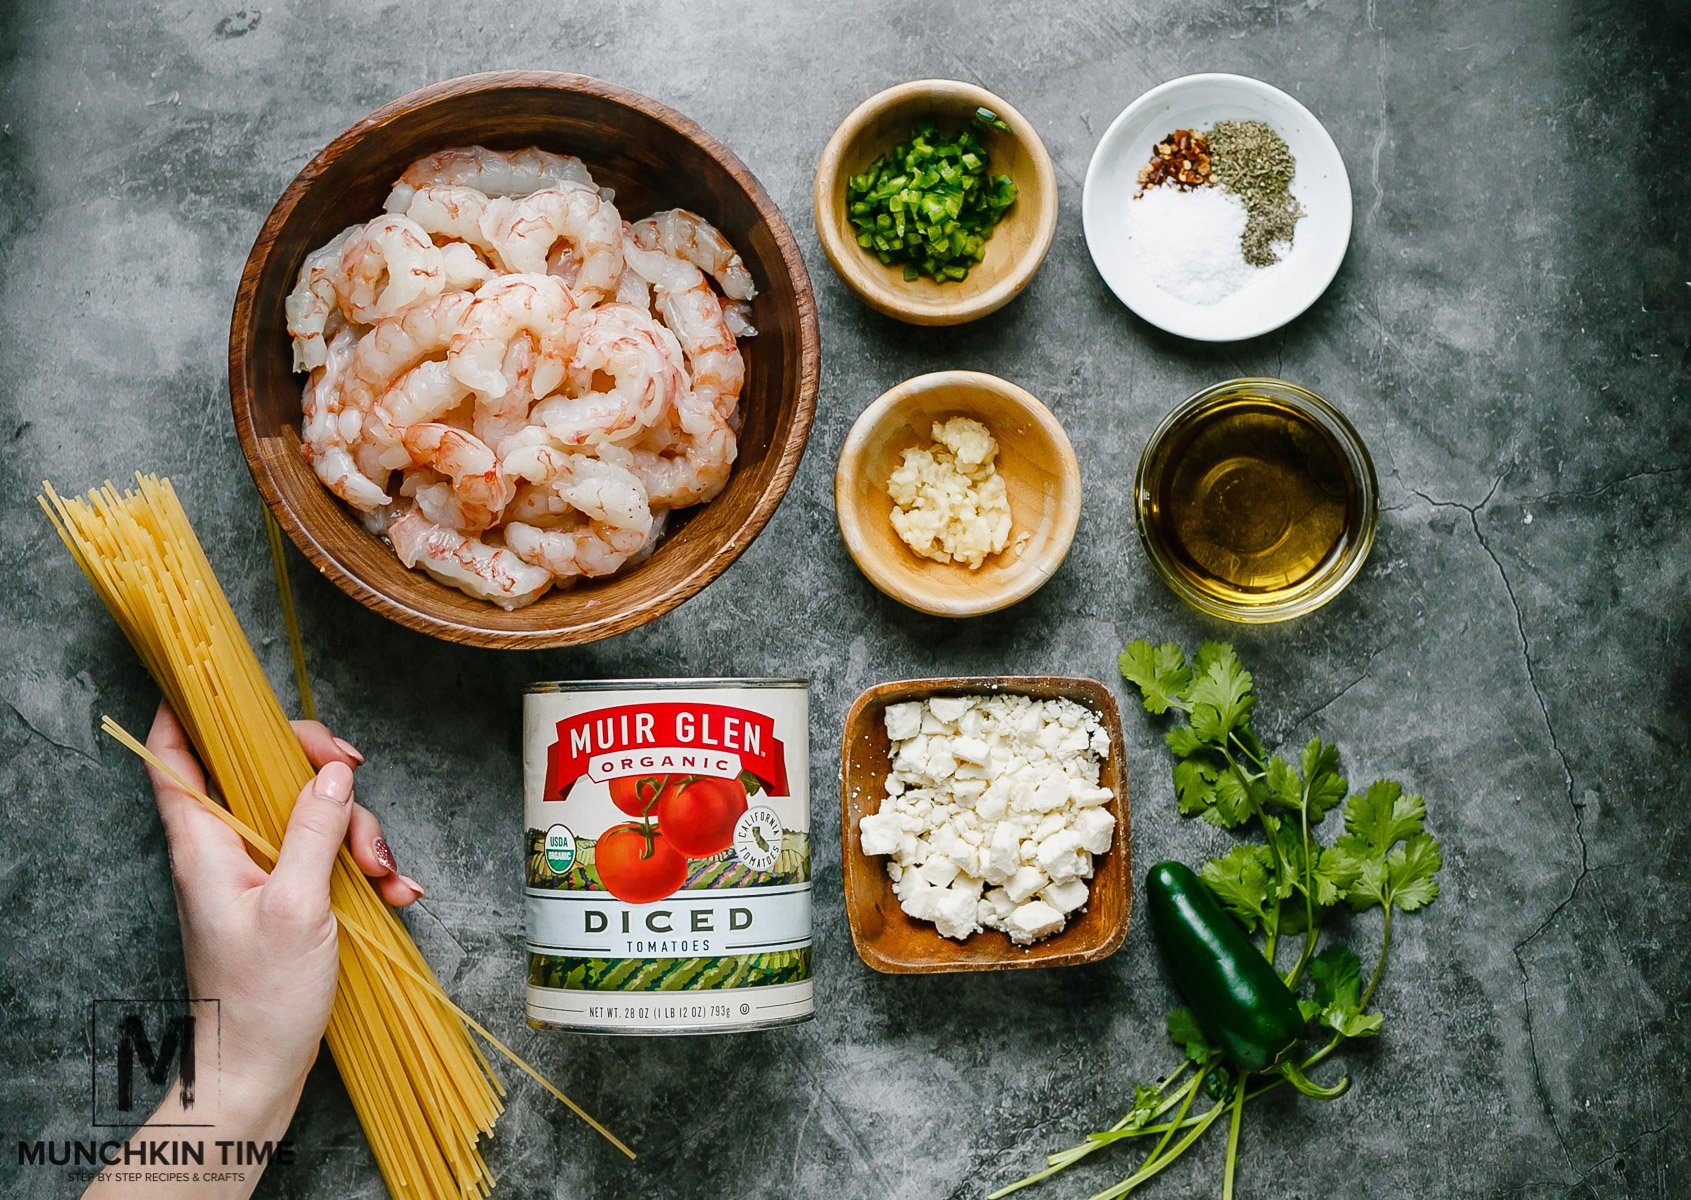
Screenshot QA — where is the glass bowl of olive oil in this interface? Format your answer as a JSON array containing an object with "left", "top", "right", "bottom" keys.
[{"left": 1134, "top": 378, "right": 1377, "bottom": 622}]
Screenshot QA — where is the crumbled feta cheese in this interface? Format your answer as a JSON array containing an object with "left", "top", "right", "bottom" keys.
[
  {"left": 884, "top": 702, "right": 923, "bottom": 742},
  {"left": 1040, "top": 878, "right": 1091, "bottom": 915},
  {"left": 928, "top": 695, "right": 976, "bottom": 723},
  {"left": 920, "top": 855, "right": 960, "bottom": 888},
  {"left": 1037, "top": 831, "right": 1091, "bottom": 885},
  {"left": 857, "top": 693, "right": 1118, "bottom": 946},
  {"left": 933, "top": 886, "right": 983, "bottom": 941},
  {"left": 1006, "top": 900, "right": 1066, "bottom": 945},
  {"left": 858, "top": 811, "right": 903, "bottom": 856},
  {"left": 984, "top": 822, "right": 1020, "bottom": 883},
  {"left": 1073, "top": 807, "right": 1117, "bottom": 854},
  {"left": 1004, "top": 864, "right": 1048, "bottom": 903}
]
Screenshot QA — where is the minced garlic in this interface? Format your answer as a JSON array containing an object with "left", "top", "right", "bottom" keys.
[{"left": 886, "top": 417, "right": 1012, "bottom": 569}]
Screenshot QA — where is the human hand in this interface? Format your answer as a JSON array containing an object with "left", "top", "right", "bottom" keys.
[{"left": 143, "top": 700, "right": 424, "bottom": 1124}]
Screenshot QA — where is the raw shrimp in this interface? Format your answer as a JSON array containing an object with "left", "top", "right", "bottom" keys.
[
  {"left": 504, "top": 453, "right": 655, "bottom": 581},
  {"left": 384, "top": 145, "right": 596, "bottom": 213},
  {"left": 399, "top": 423, "right": 516, "bottom": 532},
  {"left": 439, "top": 241, "right": 495, "bottom": 292},
  {"left": 343, "top": 290, "right": 477, "bottom": 468},
  {"left": 334, "top": 215, "right": 446, "bottom": 324},
  {"left": 403, "top": 184, "right": 497, "bottom": 250},
  {"left": 290, "top": 144, "right": 763, "bottom": 604},
  {"left": 625, "top": 387, "right": 738, "bottom": 509},
  {"left": 632, "top": 208, "right": 757, "bottom": 300},
  {"left": 369, "top": 360, "right": 470, "bottom": 443},
  {"left": 286, "top": 224, "right": 361, "bottom": 371},
  {"left": 386, "top": 507, "right": 552, "bottom": 610},
  {"left": 482, "top": 185, "right": 622, "bottom": 304},
  {"left": 608, "top": 222, "right": 655, "bottom": 309},
  {"left": 470, "top": 336, "right": 544, "bottom": 449},
  {"left": 448, "top": 273, "right": 575, "bottom": 400},
  {"left": 300, "top": 326, "right": 391, "bottom": 511},
  {"left": 530, "top": 304, "right": 684, "bottom": 447},
  {"left": 623, "top": 238, "right": 745, "bottom": 420}
]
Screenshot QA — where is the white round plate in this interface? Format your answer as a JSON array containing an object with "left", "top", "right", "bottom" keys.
[{"left": 1083, "top": 74, "right": 1352, "bottom": 342}]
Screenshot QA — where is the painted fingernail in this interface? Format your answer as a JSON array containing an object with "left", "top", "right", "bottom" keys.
[
  {"left": 399, "top": 874, "right": 426, "bottom": 899},
  {"left": 371, "top": 837, "right": 397, "bottom": 875},
  {"left": 314, "top": 761, "right": 354, "bottom": 805},
  {"left": 332, "top": 737, "right": 365, "bottom": 765}
]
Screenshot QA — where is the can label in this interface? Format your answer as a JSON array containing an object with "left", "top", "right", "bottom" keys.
[{"left": 523, "top": 682, "right": 812, "bottom": 1034}]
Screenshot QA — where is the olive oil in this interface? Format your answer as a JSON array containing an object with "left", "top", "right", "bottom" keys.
[{"left": 1135, "top": 382, "right": 1376, "bottom": 620}]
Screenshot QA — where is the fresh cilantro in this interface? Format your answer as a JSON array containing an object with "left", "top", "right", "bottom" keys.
[
  {"left": 1207, "top": 769, "right": 1255, "bottom": 829},
  {"left": 1384, "top": 834, "right": 1443, "bottom": 911},
  {"left": 1200, "top": 846, "right": 1276, "bottom": 931},
  {"left": 990, "top": 640, "right": 1445, "bottom": 1200},
  {"left": 1124, "top": 1084, "right": 1163, "bottom": 1131},
  {"left": 1299, "top": 738, "right": 1347, "bottom": 822},
  {"left": 1172, "top": 757, "right": 1220, "bottom": 817},
  {"left": 1186, "top": 655, "right": 1255, "bottom": 744},
  {"left": 1307, "top": 945, "right": 1383, "bottom": 1040},
  {"left": 1339, "top": 780, "right": 1425, "bottom": 854},
  {"left": 1167, "top": 1007, "right": 1215, "bottom": 1064},
  {"left": 1118, "top": 640, "right": 1192, "bottom": 714},
  {"left": 1264, "top": 754, "right": 1303, "bottom": 812}
]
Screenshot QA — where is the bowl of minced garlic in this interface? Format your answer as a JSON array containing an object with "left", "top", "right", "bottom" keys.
[{"left": 835, "top": 370, "right": 1082, "bottom": 616}]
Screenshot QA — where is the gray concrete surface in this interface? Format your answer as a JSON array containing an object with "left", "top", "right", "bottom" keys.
[{"left": 2, "top": 1, "right": 1688, "bottom": 1197}]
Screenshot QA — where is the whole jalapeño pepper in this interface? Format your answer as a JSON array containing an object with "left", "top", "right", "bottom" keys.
[{"left": 1146, "top": 860, "right": 1305, "bottom": 1072}]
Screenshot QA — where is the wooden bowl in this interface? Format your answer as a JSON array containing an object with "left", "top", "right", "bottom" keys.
[
  {"left": 814, "top": 80, "right": 1058, "bottom": 326},
  {"left": 835, "top": 371, "right": 1082, "bottom": 617},
  {"left": 839, "top": 676, "right": 1132, "bottom": 973},
  {"left": 230, "top": 71, "right": 820, "bottom": 649}
]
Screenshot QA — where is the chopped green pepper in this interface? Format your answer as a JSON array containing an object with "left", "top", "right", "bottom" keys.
[{"left": 842, "top": 111, "right": 1018, "bottom": 284}]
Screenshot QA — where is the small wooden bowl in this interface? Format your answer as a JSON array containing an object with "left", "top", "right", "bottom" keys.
[
  {"left": 835, "top": 371, "right": 1082, "bottom": 617},
  {"left": 814, "top": 80, "right": 1058, "bottom": 326},
  {"left": 840, "top": 676, "right": 1132, "bottom": 973},
  {"left": 230, "top": 71, "right": 820, "bottom": 649}
]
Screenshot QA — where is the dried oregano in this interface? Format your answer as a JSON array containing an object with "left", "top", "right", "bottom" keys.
[{"left": 1208, "top": 120, "right": 1304, "bottom": 266}]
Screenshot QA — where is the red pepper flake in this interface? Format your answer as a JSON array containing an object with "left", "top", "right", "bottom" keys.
[{"left": 1135, "top": 128, "right": 1214, "bottom": 197}]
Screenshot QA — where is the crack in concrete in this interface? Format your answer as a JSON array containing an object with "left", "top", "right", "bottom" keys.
[
  {"left": 406, "top": 898, "right": 469, "bottom": 962},
  {"left": 4, "top": 702, "right": 96, "bottom": 762},
  {"left": 1523, "top": 463, "right": 1691, "bottom": 505},
  {"left": 1413, "top": 474, "right": 1589, "bottom": 1174},
  {"left": 1273, "top": 644, "right": 1383, "bottom": 753},
  {"left": 1567, "top": 1106, "right": 1682, "bottom": 1191},
  {"left": 1500, "top": 1105, "right": 1683, "bottom": 1198}
]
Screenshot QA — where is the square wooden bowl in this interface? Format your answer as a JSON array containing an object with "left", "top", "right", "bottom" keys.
[{"left": 839, "top": 676, "right": 1132, "bottom": 973}]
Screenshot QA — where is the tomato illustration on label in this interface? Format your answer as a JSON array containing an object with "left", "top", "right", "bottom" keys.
[
  {"left": 594, "top": 824, "right": 688, "bottom": 904},
  {"left": 656, "top": 776, "right": 750, "bottom": 858},
  {"left": 608, "top": 774, "right": 673, "bottom": 818}
]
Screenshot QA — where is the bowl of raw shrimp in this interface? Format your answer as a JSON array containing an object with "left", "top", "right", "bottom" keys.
[{"left": 230, "top": 71, "right": 820, "bottom": 648}]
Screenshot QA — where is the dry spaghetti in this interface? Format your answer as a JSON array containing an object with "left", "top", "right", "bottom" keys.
[{"left": 40, "top": 474, "right": 632, "bottom": 1199}]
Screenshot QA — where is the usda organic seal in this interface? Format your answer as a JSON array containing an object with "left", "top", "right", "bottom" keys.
[{"left": 543, "top": 824, "right": 577, "bottom": 874}]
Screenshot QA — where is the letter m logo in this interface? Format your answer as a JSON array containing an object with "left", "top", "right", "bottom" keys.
[{"left": 90, "top": 999, "right": 220, "bottom": 1127}]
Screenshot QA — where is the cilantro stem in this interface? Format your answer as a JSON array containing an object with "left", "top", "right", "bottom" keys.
[
  {"left": 1361, "top": 905, "right": 1393, "bottom": 1009},
  {"left": 1139, "top": 1066, "right": 1205, "bottom": 1170},
  {"left": 1229, "top": 729, "right": 1267, "bottom": 769},
  {"left": 1089, "top": 1100, "right": 1228, "bottom": 1200},
  {"left": 1221, "top": 1074, "right": 1248, "bottom": 1200},
  {"left": 1283, "top": 785, "right": 1320, "bottom": 989},
  {"left": 987, "top": 1070, "right": 1199, "bottom": 1197}
]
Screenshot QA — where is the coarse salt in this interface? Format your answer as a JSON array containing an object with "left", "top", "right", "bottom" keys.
[{"left": 1125, "top": 186, "right": 1285, "bottom": 306}]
